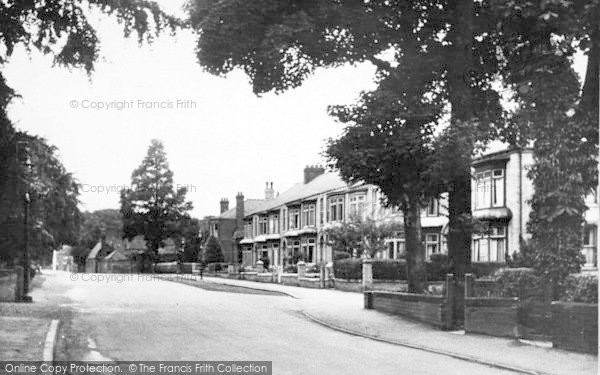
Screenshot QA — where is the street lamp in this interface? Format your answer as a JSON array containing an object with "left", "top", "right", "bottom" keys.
[{"left": 16, "top": 140, "right": 32, "bottom": 302}]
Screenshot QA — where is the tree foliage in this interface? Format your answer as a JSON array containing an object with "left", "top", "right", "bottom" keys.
[
  {"left": 120, "top": 139, "right": 192, "bottom": 255},
  {"left": 324, "top": 215, "right": 401, "bottom": 259},
  {"left": 78, "top": 209, "right": 123, "bottom": 250},
  {"left": 203, "top": 235, "right": 224, "bottom": 264},
  {"left": 494, "top": 1, "right": 599, "bottom": 298},
  {"left": 0, "top": 132, "right": 81, "bottom": 265}
]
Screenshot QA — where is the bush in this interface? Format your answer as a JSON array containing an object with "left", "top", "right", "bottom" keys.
[
  {"left": 562, "top": 274, "right": 598, "bottom": 303},
  {"left": 425, "top": 254, "right": 450, "bottom": 281},
  {"left": 306, "top": 263, "right": 321, "bottom": 274},
  {"left": 333, "top": 259, "right": 362, "bottom": 280},
  {"left": 372, "top": 260, "right": 406, "bottom": 280},
  {"left": 260, "top": 256, "right": 270, "bottom": 269},
  {"left": 495, "top": 268, "right": 542, "bottom": 299},
  {"left": 204, "top": 236, "right": 224, "bottom": 264},
  {"left": 334, "top": 251, "right": 351, "bottom": 261},
  {"left": 470, "top": 262, "right": 505, "bottom": 278},
  {"left": 284, "top": 264, "right": 297, "bottom": 273}
]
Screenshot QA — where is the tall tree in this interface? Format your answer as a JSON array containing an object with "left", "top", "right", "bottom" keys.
[
  {"left": 79, "top": 209, "right": 123, "bottom": 249},
  {"left": 120, "top": 139, "right": 192, "bottom": 258},
  {"left": 327, "top": 69, "right": 442, "bottom": 291},
  {"left": 188, "top": 0, "right": 502, "bottom": 278},
  {"left": 0, "top": 133, "right": 81, "bottom": 265},
  {"left": 494, "top": 1, "right": 599, "bottom": 298}
]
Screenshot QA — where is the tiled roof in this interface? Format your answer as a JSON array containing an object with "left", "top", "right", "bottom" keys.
[
  {"left": 245, "top": 172, "right": 356, "bottom": 216},
  {"left": 219, "top": 199, "right": 266, "bottom": 219}
]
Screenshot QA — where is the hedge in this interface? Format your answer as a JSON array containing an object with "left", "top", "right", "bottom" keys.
[
  {"left": 562, "top": 274, "right": 598, "bottom": 303},
  {"left": 495, "top": 268, "right": 543, "bottom": 299},
  {"left": 333, "top": 259, "right": 362, "bottom": 280},
  {"left": 372, "top": 260, "right": 406, "bottom": 280},
  {"left": 470, "top": 262, "right": 506, "bottom": 278}
]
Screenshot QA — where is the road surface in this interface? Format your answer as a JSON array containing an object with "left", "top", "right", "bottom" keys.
[{"left": 33, "top": 272, "right": 514, "bottom": 374}]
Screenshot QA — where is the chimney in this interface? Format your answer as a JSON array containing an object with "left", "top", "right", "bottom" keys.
[
  {"left": 219, "top": 198, "right": 229, "bottom": 213},
  {"left": 303, "top": 165, "right": 325, "bottom": 184},
  {"left": 236, "top": 192, "right": 244, "bottom": 229},
  {"left": 264, "top": 181, "right": 275, "bottom": 200}
]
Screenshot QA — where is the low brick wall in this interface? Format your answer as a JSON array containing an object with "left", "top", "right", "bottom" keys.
[
  {"left": 365, "top": 291, "right": 450, "bottom": 328},
  {"left": 154, "top": 262, "right": 178, "bottom": 273},
  {"left": 369, "top": 280, "right": 408, "bottom": 292},
  {"left": 280, "top": 274, "right": 299, "bottom": 287},
  {"left": 0, "top": 269, "right": 17, "bottom": 302},
  {"left": 182, "top": 263, "right": 202, "bottom": 274},
  {"left": 464, "top": 297, "right": 520, "bottom": 338},
  {"left": 551, "top": 301, "right": 598, "bottom": 354},
  {"left": 255, "top": 273, "right": 273, "bottom": 283},
  {"left": 334, "top": 278, "right": 362, "bottom": 292},
  {"left": 298, "top": 277, "right": 321, "bottom": 289},
  {"left": 240, "top": 272, "right": 258, "bottom": 281}
]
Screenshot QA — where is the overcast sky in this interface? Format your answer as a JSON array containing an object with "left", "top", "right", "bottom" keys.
[
  {"left": 4, "top": 1, "right": 587, "bottom": 219},
  {"left": 4, "top": 1, "right": 377, "bottom": 218}
]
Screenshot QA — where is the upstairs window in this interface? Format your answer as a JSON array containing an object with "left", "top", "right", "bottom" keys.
[
  {"left": 302, "top": 203, "right": 316, "bottom": 227},
  {"left": 475, "top": 169, "right": 504, "bottom": 209},
  {"left": 258, "top": 216, "right": 268, "bottom": 235},
  {"left": 288, "top": 208, "right": 300, "bottom": 229},
  {"left": 425, "top": 198, "right": 439, "bottom": 216},
  {"left": 349, "top": 194, "right": 366, "bottom": 219},
  {"left": 328, "top": 196, "right": 345, "bottom": 222}
]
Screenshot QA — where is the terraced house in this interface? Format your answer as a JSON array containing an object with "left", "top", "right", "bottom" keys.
[{"left": 209, "top": 147, "right": 598, "bottom": 270}]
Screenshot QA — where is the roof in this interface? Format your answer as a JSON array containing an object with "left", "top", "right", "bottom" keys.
[
  {"left": 87, "top": 240, "right": 111, "bottom": 259},
  {"left": 245, "top": 172, "right": 353, "bottom": 216},
  {"left": 218, "top": 199, "right": 266, "bottom": 219},
  {"left": 472, "top": 146, "right": 533, "bottom": 167},
  {"left": 103, "top": 249, "right": 129, "bottom": 261}
]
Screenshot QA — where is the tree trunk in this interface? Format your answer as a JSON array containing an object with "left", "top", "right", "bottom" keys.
[
  {"left": 404, "top": 198, "right": 427, "bottom": 293},
  {"left": 446, "top": 0, "right": 475, "bottom": 280}
]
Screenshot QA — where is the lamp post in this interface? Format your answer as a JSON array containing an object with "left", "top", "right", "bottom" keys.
[{"left": 17, "top": 141, "right": 32, "bottom": 302}]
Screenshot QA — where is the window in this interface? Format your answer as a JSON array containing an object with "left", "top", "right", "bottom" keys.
[
  {"left": 319, "top": 198, "right": 324, "bottom": 225},
  {"left": 268, "top": 214, "right": 279, "bottom": 234},
  {"left": 349, "top": 194, "right": 366, "bottom": 219},
  {"left": 582, "top": 225, "right": 597, "bottom": 267},
  {"left": 258, "top": 216, "right": 268, "bottom": 235},
  {"left": 425, "top": 198, "right": 439, "bottom": 216},
  {"left": 289, "top": 208, "right": 300, "bottom": 229},
  {"left": 475, "top": 169, "right": 504, "bottom": 209},
  {"left": 472, "top": 225, "right": 507, "bottom": 262},
  {"left": 328, "top": 196, "right": 345, "bottom": 222},
  {"left": 283, "top": 208, "right": 288, "bottom": 231},
  {"left": 424, "top": 233, "right": 439, "bottom": 259},
  {"left": 244, "top": 221, "right": 252, "bottom": 238},
  {"left": 302, "top": 203, "right": 316, "bottom": 227}
]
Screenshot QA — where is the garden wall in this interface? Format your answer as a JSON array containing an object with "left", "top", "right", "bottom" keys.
[
  {"left": 365, "top": 291, "right": 451, "bottom": 329},
  {"left": 464, "top": 297, "right": 520, "bottom": 337},
  {"left": 551, "top": 301, "right": 598, "bottom": 354}
]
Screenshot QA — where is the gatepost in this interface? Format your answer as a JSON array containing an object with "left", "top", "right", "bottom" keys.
[{"left": 362, "top": 258, "right": 373, "bottom": 291}]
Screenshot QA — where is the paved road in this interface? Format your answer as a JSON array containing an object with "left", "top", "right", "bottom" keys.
[{"left": 39, "top": 272, "right": 513, "bottom": 374}]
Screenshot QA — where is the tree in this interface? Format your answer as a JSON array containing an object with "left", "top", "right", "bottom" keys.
[
  {"left": 494, "top": 2, "right": 599, "bottom": 298},
  {"left": 0, "top": 133, "right": 81, "bottom": 265},
  {"left": 326, "top": 70, "right": 442, "bottom": 291},
  {"left": 180, "top": 216, "right": 202, "bottom": 262},
  {"left": 120, "top": 139, "right": 192, "bottom": 258},
  {"left": 79, "top": 209, "right": 123, "bottom": 250},
  {"left": 203, "top": 236, "right": 224, "bottom": 264},
  {"left": 187, "top": 0, "right": 503, "bottom": 280},
  {"left": 325, "top": 215, "right": 401, "bottom": 259}
]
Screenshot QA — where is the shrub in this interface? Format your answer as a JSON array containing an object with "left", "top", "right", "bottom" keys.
[
  {"left": 204, "top": 236, "right": 224, "bottom": 264},
  {"left": 334, "top": 251, "right": 351, "bottom": 261},
  {"left": 372, "top": 260, "right": 406, "bottom": 280},
  {"left": 426, "top": 254, "right": 450, "bottom": 281},
  {"left": 260, "top": 256, "right": 270, "bottom": 269},
  {"left": 284, "top": 264, "right": 298, "bottom": 273},
  {"left": 333, "top": 259, "right": 362, "bottom": 280},
  {"left": 306, "top": 263, "right": 321, "bottom": 274},
  {"left": 495, "top": 268, "right": 542, "bottom": 299},
  {"left": 470, "top": 262, "right": 505, "bottom": 278},
  {"left": 562, "top": 274, "right": 598, "bottom": 303}
]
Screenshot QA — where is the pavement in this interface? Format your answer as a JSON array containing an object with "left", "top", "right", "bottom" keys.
[
  {"left": 194, "top": 275, "right": 598, "bottom": 375},
  {"left": 0, "top": 271, "right": 596, "bottom": 375}
]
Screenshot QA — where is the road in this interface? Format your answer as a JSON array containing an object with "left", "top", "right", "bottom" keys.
[{"left": 33, "top": 272, "right": 514, "bottom": 375}]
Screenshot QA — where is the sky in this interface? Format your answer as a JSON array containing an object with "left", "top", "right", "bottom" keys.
[
  {"left": 4, "top": 1, "right": 587, "bottom": 219},
  {"left": 4, "top": 1, "right": 377, "bottom": 218}
]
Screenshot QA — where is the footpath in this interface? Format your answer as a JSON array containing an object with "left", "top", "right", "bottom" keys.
[
  {"left": 196, "top": 275, "right": 597, "bottom": 375},
  {"left": 0, "top": 273, "right": 62, "bottom": 361}
]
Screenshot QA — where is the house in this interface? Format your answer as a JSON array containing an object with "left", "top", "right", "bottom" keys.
[
  {"left": 200, "top": 192, "right": 266, "bottom": 264},
  {"left": 52, "top": 245, "right": 76, "bottom": 272},
  {"left": 97, "top": 248, "right": 136, "bottom": 273},
  {"left": 85, "top": 238, "right": 114, "bottom": 273},
  {"left": 207, "top": 148, "right": 598, "bottom": 270}
]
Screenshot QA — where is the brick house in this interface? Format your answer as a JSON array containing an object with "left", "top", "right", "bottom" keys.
[{"left": 206, "top": 148, "right": 598, "bottom": 270}]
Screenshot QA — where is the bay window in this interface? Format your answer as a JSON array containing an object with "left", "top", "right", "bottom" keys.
[
  {"left": 472, "top": 225, "right": 507, "bottom": 262},
  {"left": 349, "top": 194, "right": 366, "bottom": 219},
  {"left": 475, "top": 169, "right": 505, "bottom": 209}
]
